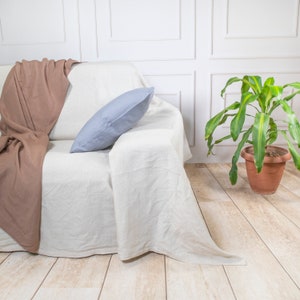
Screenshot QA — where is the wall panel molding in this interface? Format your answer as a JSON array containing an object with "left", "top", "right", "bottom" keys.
[
  {"left": 78, "top": 0, "right": 99, "bottom": 61},
  {"left": 94, "top": 0, "right": 195, "bottom": 61},
  {"left": 0, "top": 0, "right": 66, "bottom": 45},
  {"left": 225, "top": 0, "right": 299, "bottom": 38},
  {"left": 108, "top": 0, "right": 181, "bottom": 41},
  {"left": 211, "top": 0, "right": 300, "bottom": 58},
  {"left": 0, "top": 0, "right": 81, "bottom": 64}
]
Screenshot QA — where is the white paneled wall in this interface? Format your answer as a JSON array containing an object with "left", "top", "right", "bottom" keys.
[
  {"left": 1, "top": 0, "right": 300, "bottom": 162},
  {"left": 212, "top": 0, "right": 300, "bottom": 58},
  {"left": 0, "top": 0, "right": 81, "bottom": 62},
  {"left": 95, "top": 0, "right": 195, "bottom": 60}
]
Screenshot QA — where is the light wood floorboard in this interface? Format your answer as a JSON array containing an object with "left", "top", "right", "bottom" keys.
[
  {"left": 33, "top": 255, "right": 111, "bottom": 300},
  {"left": 100, "top": 253, "right": 166, "bottom": 300},
  {"left": 0, "top": 163, "right": 299, "bottom": 300}
]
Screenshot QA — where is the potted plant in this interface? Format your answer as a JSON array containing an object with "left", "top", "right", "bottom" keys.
[{"left": 205, "top": 75, "right": 300, "bottom": 194}]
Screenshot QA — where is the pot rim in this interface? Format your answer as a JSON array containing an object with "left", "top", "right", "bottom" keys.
[{"left": 241, "top": 145, "right": 291, "bottom": 164}]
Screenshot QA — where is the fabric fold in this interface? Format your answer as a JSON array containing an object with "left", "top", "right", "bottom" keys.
[{"left": 110, "top": 98, "right": 244, "bottom": 265}]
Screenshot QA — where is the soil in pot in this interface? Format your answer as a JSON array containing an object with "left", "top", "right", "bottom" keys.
[{"left": 241, "top": 145, "right": 291, "bottom": 195}]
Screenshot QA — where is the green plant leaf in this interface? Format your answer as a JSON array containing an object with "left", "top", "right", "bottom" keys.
[
  {"left": 265, "top": 85, "right": 283, "bottom": 112},
  {"left": 252, "top": 112, "right": 270, "bottom": 172},
  {"left": 205, "top": 112, "right": 226, "bottom": 142},
  {"left": 282, "top": 82, "right": 300, "bottom": 102},
  {"left": 229, "top": 127, "right": 253, "bottom": 185},
  {"left": 281, "top": 131, "right": 300, "bottom": 169},
  {"left": 207, "top": 134, "right": 231, "bottom": 155},
  {"left": 247, "top": 75, "right": 262, "bottom": 94},
  {"left": 263, "top": 77, "right": 275, "bottom": 87},
  {"left": 260, "top": 85, "right": 273, "bottom": 112},
  {"left": 269, "top": 99, "right": 281, "bottom": 114},
  {"left": 205, "top": 102, "right": 240, "bottom": 140},
  {"left": 279, "top": 100, "right": 300, "bottom": 146},
  {"left": 221, "top": 77, "right": 242, "bottom": 97},
  {"left": 243, "top": 75, "right": 265, "bottom": 110},
  {"left": 283, "top": 82, "right": 300, "bottom": 89},
  {"left": 241, "top": 76, "right": 251, "bottom": 93},
  {"left": 206, "top": 135, "right": 214, "bottom": 155},
  {"left": 230, "top": 92, "right": 258, "bottom": 141},
  {"left": 261, "top": 77, "right": 276, "bottom": 112},
  {"left": 207, "top": 134, "right": 234, "bottom": 155},
  {"left": 214, "top": 134, "right": 232, "bottom": 145},
  {"left": 269, "top": 85, "right": 283, "bottom": 98},
  {"left": 205, "top": 101, "right": 241, "bottom": 156},
  {"left": 288, "top": 143, "right": 300, "bottom": 169},
  {"left": 218, "top": 113, "right": 237, "bottom": 127},
  {"left": 267, "top": 117, "right": 277, "bottom": 145},
  {"left": 283, "top": 89, "right": 300, "bottom": 102},
  {"left": 208, "top": 134, "right": 232, "bottom": 155}
]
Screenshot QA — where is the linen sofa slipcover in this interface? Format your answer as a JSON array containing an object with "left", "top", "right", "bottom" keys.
[{"left": 0, "top": 61, "right": 242, "bottom": 265}]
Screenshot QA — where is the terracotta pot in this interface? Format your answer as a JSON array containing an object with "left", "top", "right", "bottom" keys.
[{"left": 241, "top": 145, "right": 291, "bottom": 195}]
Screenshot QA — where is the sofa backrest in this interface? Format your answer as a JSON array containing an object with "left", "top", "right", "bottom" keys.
[
  {"left": 50, "top": 61, "right": 148, "bottom": 140},
  {"left": 0, "top": 61, "right": 147, "bottom": 140}
]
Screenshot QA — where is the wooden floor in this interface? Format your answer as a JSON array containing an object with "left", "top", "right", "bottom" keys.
[{"left": 0, "top": 163, "right": 300, "bottom": 300}]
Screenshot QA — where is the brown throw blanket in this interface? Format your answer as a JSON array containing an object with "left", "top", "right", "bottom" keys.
[{"left": 0, "top": 59, "right": 76, "bottom": 252}]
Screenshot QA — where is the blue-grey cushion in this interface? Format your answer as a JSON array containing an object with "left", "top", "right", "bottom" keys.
[{"left": 70, "top": 87, "right": 154, "bottom": 152}]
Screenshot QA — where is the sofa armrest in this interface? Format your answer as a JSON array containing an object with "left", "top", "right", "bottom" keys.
[
  {"left": 111, "top": 97, "right": 191, "bottom": 163},
  {"left": 108, "top": 98, "right": 242, "bottom": 264},
  {"left": 109, "top": 97, "right": 192, "bottom": 256}
]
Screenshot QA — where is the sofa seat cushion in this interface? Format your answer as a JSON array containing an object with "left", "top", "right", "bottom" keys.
[{"left": 39, "top": 140, "right": 117, "bottom": 256}]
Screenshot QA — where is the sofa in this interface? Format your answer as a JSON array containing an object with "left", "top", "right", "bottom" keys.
[{"left": 0, "top": 61, "right": 242, "bottom": 265}]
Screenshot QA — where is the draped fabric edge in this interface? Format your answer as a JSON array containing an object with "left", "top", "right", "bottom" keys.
[{"left": 0, "top": 59, "right": 77, "bottom": 252}]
